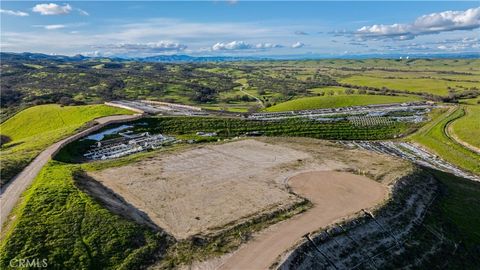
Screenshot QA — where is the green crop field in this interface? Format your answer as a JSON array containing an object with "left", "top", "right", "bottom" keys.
[
  {"left": 0, "top": 104, "right": 133, "bottom": 185},
  {"left": 450, "top": 105, "right": 480, "bottom": 149},
  {"left": 132, "top": 116, "right": 414, "bottom": 141},
  {"left": 410, "top": 107, "right": 480, "bottom": 174},
  {"left": 339, "top": 75, "right": 480, "bottom": 96},
  {"left": 266, "top": 95, "right": 419, "bottom": 112},
  {"left": 0, "top": 161, "right": 170, "bottom": 270}
]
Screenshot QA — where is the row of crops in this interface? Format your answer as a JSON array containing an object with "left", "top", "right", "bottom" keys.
[
  {"left": 129, "top": 116, "right": 412, "bottom": 140},
  {"left": 347, "top": 116, "right": 394, "bottom": 127}
]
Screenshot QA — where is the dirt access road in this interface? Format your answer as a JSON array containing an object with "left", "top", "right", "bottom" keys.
[
  {"left": 0, "top": 114, "right": 141, "bottom": 230},
  {"left": 217, "top": 171, "right": 387, "bottom": 270},
  {"left": 445, "top": 107, "right": 480, "bottom": 155}
]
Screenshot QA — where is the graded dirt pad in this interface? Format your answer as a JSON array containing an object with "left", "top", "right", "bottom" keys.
[
  {"left": 89, "top": 139, "right": 313, "bottom": 239},
  {"left": 89, "top": 138, "right": 408, "bottom": 242},
  {"left": 216, "top": 171, "right": 387, "bottom": 270}
]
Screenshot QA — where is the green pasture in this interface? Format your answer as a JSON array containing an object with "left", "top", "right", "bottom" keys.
[{"left": 0, "top": 104, "right": 133, "bottom": 185}]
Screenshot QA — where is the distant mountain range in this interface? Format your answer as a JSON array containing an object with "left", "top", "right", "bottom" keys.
[{"left": 1, "top": 52, "right": 479, "bottom": 63}]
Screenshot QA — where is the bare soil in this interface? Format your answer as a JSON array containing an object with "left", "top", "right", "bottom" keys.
[
  {"left": 89, "top": 139, "right": 312, "bottom": 239},
  {"left": 206, "top": 171, "right": 387, "bottom": 270},
  {"left": 88, "top": 138, "right": 407, "bottom": 243}
]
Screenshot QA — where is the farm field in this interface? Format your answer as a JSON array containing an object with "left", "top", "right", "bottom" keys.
[
  {"left": 0, "top": 104, "right": 133, "bottom": 185},
  {"left": 131, "top": 115, "right": 414, "bottom": 140},
  {"left": 410, "top": 106, "right": 480, "bottom": 175},
  {"left": 266, "top": 94, "right": 419, "bottom": 112},
  {"left": 55, "top": 112, "right": 420, "bottom": 164},
  {"left": 339, "top": 75, "right": 479, "bottom": 96},
  {"left": 450, "top": 105, "right": 480, "bottom": 151}
]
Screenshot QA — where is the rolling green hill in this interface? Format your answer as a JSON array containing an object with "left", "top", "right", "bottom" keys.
[
  {"left": 450, "top": 105, "right": 480, "bottom": 149},
  {"left": 0, "top": 161, "right": 169, "bottom": 270},
  {"left": 410, "top": 107, "right": 480, "bottom": 175},
  {"left": 0, "top": 104, "right": 134, "bottom": 185},
  {"left": 266, "top": 95, "right": 420, "bottom": 112}
]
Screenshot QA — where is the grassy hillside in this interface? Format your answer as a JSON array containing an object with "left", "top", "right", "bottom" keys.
[
  {"left": 393, "top": 169, "right": 480, "bottom": 268},
  {"left": 0, "top": 104, "right": 133, "bottom": 185},
  {"left": 434, "top": 170, "right": 480, "bottom": 243},
  {"left": 266, "top": 95, "right": 419, "bottom": 112},
  {"left": 339, "top": 75, "right": 479, "bottom": 96},
  {"left": 0, "top": 161, "right": 170, "bottom": 270},
  {"left": 410, "top": 107, "right": 480, "bottom": 175},
  {"left": 450, "top": 105, "right": 480, "bottom": 149}
]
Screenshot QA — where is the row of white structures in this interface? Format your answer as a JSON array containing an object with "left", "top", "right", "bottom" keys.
[{"left": 84, "top": 132, "right": 175, "bottom": 160}]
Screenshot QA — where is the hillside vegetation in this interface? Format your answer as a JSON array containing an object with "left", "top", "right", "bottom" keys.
[
  {"left": 2, "top": 55, "right": 479, "bottom": 118},
  {"left": 410, "top": 107, "right": 480, "bottom": 175},
  {"left": 266, "top": 94, "right": 419, "bottom": 112},
  {"left": 450, "top": 105, "right": 480, "bottom": 149},
  {"left": 0, "top": 161, "right": 170, "bottom": 270},
  {"left": 0, "top": 104, "right": 133, "bottom": 185}
]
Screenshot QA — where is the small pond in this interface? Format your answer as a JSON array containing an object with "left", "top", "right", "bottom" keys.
[{"left": 84, "top": 125, "right": 133, "bottom": 141}]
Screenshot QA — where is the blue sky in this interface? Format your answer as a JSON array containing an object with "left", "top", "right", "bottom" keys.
[{"left": 1, "top": 1, "right": 479, "bottom": 57}]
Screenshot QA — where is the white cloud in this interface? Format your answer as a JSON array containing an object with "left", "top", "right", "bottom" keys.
[
  {"left": 93, "top": 41, "right": 187, "bottom": 55},
  {"left": 212, "top": 40, "right": 252, "bottom": 50},
  {"left": 0, "top": 9, "right": 29, "bottom": 16},
  {"left": 32, "top": 3, "right": 72, "bottom": 15},
  {"left": 212, "top": 41, "right": 283, "bottom": 51},
  {"left": 355, "top": 7, "right": 480, "bottom": 40},
  {"left": 291, "top": 41, "right": 305, "bottom": 48}
]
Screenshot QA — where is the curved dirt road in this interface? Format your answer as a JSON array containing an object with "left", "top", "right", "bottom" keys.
[
  {"left": 218, "top": 171, "right": 387, "bottom": 270},
  {"left": 0, "top": 114, "right": 141, "bottom": 230},
  {"left": 445, "top": 108, "right": 480, "bottom": 155}
]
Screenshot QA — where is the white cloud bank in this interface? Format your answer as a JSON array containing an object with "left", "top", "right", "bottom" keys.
[
  {"left": 212, "top": 41, "right": 282, "bottom": 50},
  {"left": 356, "top": 7, "right": 480, "bottom": 40},
  {"left": 0, "top": 9, "right": 29, "bottom": 16},
  {"left": 32, "top": 3, "right": 72, "bottom": 15},
  {"left": 94, "top": 41, "right": 187, "bottom": 55}
]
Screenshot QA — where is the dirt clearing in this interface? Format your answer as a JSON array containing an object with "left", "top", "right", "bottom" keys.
[
  {"left": 213, "top": 171, "right": 387, "bottom": 270},
  {"left": 89, "top": 139, "right": 314, "bottom": 239},
  {"left": 88, "top": 137, "right": 408, "bottom": 243}
]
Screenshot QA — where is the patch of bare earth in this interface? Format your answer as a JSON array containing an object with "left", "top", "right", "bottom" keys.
[
  {"left": 195, "top": 171, "right": 387, "bottom": 270},
  {"left": 89, "top": 139, "right": 316, "bottom": 239},
  {"left": 87, "top": 138, "right": 410, "bottom": 269}
]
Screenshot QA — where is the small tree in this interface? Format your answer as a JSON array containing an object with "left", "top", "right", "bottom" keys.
[
  {"left": 345, "top": 88, "right": 355, "bottom": 95},
  {"left": 59, "top": 96, "right": 73, "bottom": 106}
]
